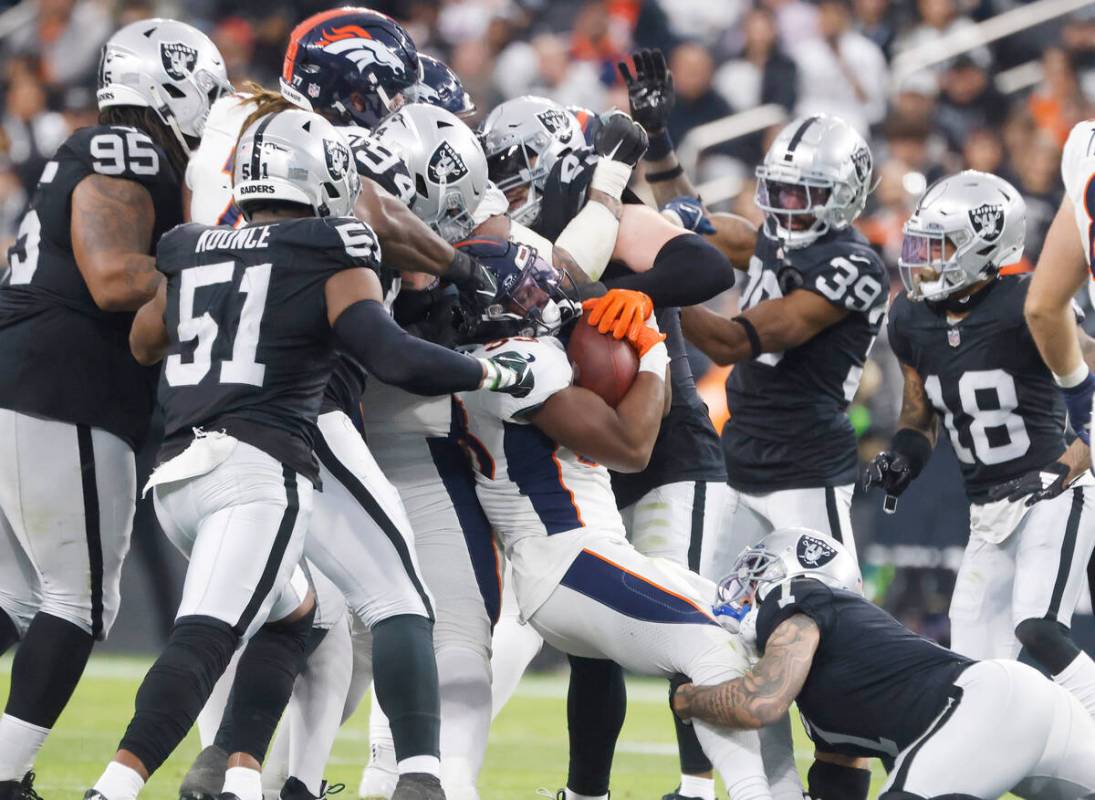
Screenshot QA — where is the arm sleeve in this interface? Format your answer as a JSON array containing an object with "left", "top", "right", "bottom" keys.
[
  {"left": 333, "top": 299, "right": 483, "bottom": 396},
  {"left": 603, "top": 233, "right": 735, "bottom": 307}
]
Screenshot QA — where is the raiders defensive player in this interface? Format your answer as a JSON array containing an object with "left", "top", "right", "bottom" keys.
[
  {"left": 672, "top": 530, "right": 1095, "bottom": 799},
  {"left": 865, "top": 171, "right": 1095, "bottom": 719},
  {"left": 0, "top": 20, "right": 229, "bottom": 798},
  {"left": 451, "top": 238, "right": 800, "bottom": 800},
  {"left": 86, "top": 110, "right": 530, "bottom": 800},
  {"left": 679, "top": 115, "right": 883, "bottom": 570}
]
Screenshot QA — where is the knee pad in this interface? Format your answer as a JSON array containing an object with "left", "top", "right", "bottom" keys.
[
  {"left": 808, "top": 760, "right": 871, "bottom": 800},
  {"left": 120, "top": 616, "right": 239, "bottom": 774},
  {"left": 1015, "top": 617, "right": 1080, "bottom": 675}
]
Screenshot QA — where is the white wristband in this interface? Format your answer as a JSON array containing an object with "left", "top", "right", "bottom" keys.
[
  {"left": 590, "top": 159, "right": 633, "bottom": 200},
  {"left": 1054, "top": 362, "right": 1090, "bottom": 388},
  {"left": 554, "top": 202, "right": 619, "bottom": 281},
  {"left": 638, "top": 341, "right": 669, "bottom": 377}
]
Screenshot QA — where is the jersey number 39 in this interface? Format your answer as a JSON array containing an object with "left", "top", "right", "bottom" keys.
[{"left": 165, "top": 261, "right": 270, "bottom": 387}]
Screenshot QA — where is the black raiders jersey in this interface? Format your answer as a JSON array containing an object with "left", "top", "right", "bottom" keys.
[
  {"left": 0, "top": 125, "right": 183, "bottom": 449},
  {"left": 887, "top": 276, "right": 1067, "bottom": 502},
  {"left": 756, "top": 577, "right": 972, "bottom": 763},
  {"left": 533, "top": 146, "right": 643, "bottom": 242},
  {"left": 610, "top": 306, "right": 726, "bottom": 510},
  {"left": 155, "top": 215, "right": 382, "bottom": 483},
  {"left": 724, "top": 227, "right": 886, "bottom": 492}
]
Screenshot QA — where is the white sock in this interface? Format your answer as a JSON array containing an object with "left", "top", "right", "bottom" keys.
[
  {"left": 1054, "top": 650, "right": 1095, "bottom": 718},
  {"left": 397, "top": 755, "right": 440, "bottom": 778},
  {"left": 489, "top": 613, "right": 543, "bottom": 719},
  {"left": 679, "top": 774, "right": 715, "bottom": 800},
  {"left": 222, "top": 766, "right": 263, "bottom": 800},
  {"left": 92, "top": 761, "right": 145, "bottom": 800},
  {"left": 564, "top": 791, "right": 607, "bottom": 800},
  {"left": 0, "top": 714, "right": 49, "bottom": 781},
  {"left": 287, "top": 620, "right": 354, "bottom": 797}
]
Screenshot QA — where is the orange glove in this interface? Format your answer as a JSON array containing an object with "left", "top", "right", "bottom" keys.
[
  {"left": 630, "top": 324, "right": 667, "bottom": 357},
  {"left": 581, "top": 288, "right": 654, "bottom": 341}
]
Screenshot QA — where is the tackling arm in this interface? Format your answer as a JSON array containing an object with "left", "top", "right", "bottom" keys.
[
  {"left": 681, "top": 289, "right": 848, "bottom": 366},
  {"left": 672, "top": 614, "right": 820, "bottom": 729},
  {"left": 706, "top": 213, "right": 758, "bottom": 272},
  {"left": 129, "top": 280, "right": 169, "bottom": 366},
  {"left": 71, "top": 174, "right": 160, "bottom": 312}
]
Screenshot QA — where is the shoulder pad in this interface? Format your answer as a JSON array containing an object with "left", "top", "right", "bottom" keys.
[
  {"left": 275, "top": 216, "right": 383, "bottom": 272},
  {"left": 67, "top": 125, "right": 177, "bottom": 186},
  {"left": 155, "top": 223, "right": 210, "bottom": 272},
  {"left": 789, "top": 232, "right": 886, "bottom": 313}
]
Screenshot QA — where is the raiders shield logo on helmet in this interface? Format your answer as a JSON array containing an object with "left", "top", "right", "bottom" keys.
[
  {"left": 851, "top": 147, "right": 872, "bottom": 183},
  {"left": 161, "top": 42, "right": 198, "bottom": 81},
  {"left": 324, "top": 138, "right": 350, "bottom": 180},
  {"left": 968, "top": 203, "right": 1004, "bottom": 243},
  {"left": 427, "top": 141, "right": 468, "bottom": 184},
  {"left": 797, "top": 535, "right": 837, "bottom": 569},
  {"left": 536, "top": 109, "right": 574, "bottom": 144}
]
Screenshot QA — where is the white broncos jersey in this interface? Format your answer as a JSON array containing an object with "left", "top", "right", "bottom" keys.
[
  {"left": 1062, "top": 120, "right": 1095, "bottom": 305},
  {"left": 187, "top": 93, "right": 251, "bottom": 226},
  {"left": 456, "top": 336, "right": 628, "bottom": 616}
]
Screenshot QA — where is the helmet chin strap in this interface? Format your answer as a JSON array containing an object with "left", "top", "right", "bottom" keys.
[{"left": 148, "top": 83, "right": 196, "bottom": 158}]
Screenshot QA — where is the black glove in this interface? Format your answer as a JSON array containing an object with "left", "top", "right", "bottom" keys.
[
  {"left": 618, "top": 48, "right": 675, "bottom": 134},
  {"left": 863, "top": 451, "right": 915, "bottom": 497},
  {"left": 481, "top": 350, "right": 536, "bottom": 398},
  {"left": 987, "top": 462, "right": 1071, "bottom": 506},
  {"left": 447, "top": 250, "right": 498, "bottom": 312},
  {"left": 593, "top": 110, "right": 649, "bottom": 167}
]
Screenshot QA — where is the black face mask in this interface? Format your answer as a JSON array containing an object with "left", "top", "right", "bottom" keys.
[{"left": 926, "top": 271, "right": 998, "bottom": 314}]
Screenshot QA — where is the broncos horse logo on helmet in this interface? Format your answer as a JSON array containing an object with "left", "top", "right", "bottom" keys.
[
  {"left": 280, "top": 7, "right": 420, "bottom": 129},
  {"left": 451, "top": 238, "right": 580, "bottom": 344}
]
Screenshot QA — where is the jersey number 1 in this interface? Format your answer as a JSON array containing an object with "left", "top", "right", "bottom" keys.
[{"left": 165, "top": 261, "right": 270, "bottom": 388}]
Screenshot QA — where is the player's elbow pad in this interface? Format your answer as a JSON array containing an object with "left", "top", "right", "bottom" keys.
[
  {"left": 554, "top": 201, "right": 619, "bottom": 281},
  {"left": 333, "top": 299, "right": 482, "bottom": 396},
  {"left": 609, "top": 234, "right": 735, "bottom": 307}
]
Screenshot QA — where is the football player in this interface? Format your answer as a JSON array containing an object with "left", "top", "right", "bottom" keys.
[
  {"left": 405, "top": 55, "right": 476, "bottom": 117},
  {"left": 672, "top": 529, "right": 1095, "bottom": 799},
  {"left": 86, "top": 109, "right": 532, "bottom": 800},
  {"left": 450, "top": 238, "right": 799, "bottom": 800},
  {"left": 868, "top": 170, "right": 1095, "bottom": 720},
  {"left": 0, "top": 20, "right": 230, "bottom": 799},
  {"left": 479, "top": 98, "right": 739, "bottom": 800},
  {"left": 678, "top": 115, "right": 882, "bottom": 566}
]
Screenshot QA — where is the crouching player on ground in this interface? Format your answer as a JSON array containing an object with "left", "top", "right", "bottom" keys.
[
  {"left": 450, "top": 238, "right": 797, "bottom": 800},
  {"left": 672, "top": 529, "right": 1095, "bottom": 800}
]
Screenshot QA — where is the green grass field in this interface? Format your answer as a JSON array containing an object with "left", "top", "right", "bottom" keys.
[{"left": 0, "top": 655, "right": 891, "bottom": 799}]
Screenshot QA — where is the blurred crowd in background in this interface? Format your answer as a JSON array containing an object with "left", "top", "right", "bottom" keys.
[{"left": 2, "top": 0, "right": 1094, "bottom": 648}]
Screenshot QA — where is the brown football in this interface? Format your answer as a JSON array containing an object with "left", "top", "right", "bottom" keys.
[{"left": 567, "top": 317, "right": 639, "bottom": 407}]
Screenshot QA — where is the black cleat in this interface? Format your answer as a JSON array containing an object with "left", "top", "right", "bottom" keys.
[
  {"left": 2, "top": 773, "right": 44, "bottom": 800},
  {"left": 390, "top": 774, "right": 445, "bottom": 800},
  {"left": 279, "top": 778, "right": 344, "bottom": 800},
  {"left": 179, "top": 745, "right": 228, "bottom": 800},
  {"left": 82, "top": 792, "right": 107, "bottom": 800},
  {"left": 214, "top": 794, "right": 242, "bottom": 800},
  {"left": 661, "top": 790, "right": 699, "bottom": 800}
]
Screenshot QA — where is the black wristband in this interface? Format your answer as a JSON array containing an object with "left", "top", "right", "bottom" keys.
[
  {"left": 645, "top": 129, "right": 674, "bottom": 161},
  {"left": 645, "top": 164, "right": 684, "bottom": 183},
  {"left": 807, "top": 760, "right": 871, "bottom": 800},
  {"left": 892, "top": 427, "right": 933, "bottom": 479},
  {"left": 732, "top": 315, "right": 762, "bottom": 359},
  {"left": 446, "top": 249, "right": 475, "bottom": 287}
]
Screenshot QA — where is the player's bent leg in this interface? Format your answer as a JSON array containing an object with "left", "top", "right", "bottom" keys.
[
  {"left": 880, "top": 660, "right": 1066, "bottom": 799},
  {"left": 0, "top": 415, "right": 135, "bottom": 785},
  {"left": 490, "top": 574, "right": 543, "bottom": 720},
  {"left": 699, "top": 486, "right": 770, "bottom": 585},
  {"left": 948, "top": 525, "right": 1019, "bottom": 660},
  {"left": 762, "top": 484, "right": 856, "bottom": 560},
  {"left": 564, "top": 656, "right": 626, "bottom": 800},
  {"left": 1012, "top": 486, "right": 1095, "bottom": 717}
]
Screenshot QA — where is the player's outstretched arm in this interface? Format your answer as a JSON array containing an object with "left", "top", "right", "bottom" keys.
[
  {"left": 71, "top": 174, "right": 160, "bottom": 312},
  {"left": 705, "top": 213, "right": 758, "bottom": 272},
  {"left": 681, "top": 289, "right": 846, "bottom": 366},
  {"left": 672, "top": 614, "right": 819, "bottom": 730},
  {"left": 529, "top": 331, "right": 670, "bottom": 473},
  {"left": 325, "top": 268, "right": 524, "bottom": 397},
  {"left": 129, "top": 281, "right": 169, "bottom": 366}
]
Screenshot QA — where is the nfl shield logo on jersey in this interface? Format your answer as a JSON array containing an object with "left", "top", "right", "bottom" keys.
[
  {"left": 160, "top": 42, "right": 198, "bottom": 80},
  {"left": 968, "top": 203, "right": 1004, "bottom": 243},
  {"left": 797, "top": 535, "right": 837, "bottom": 569},
  {"left": 427, "top": 141, "right": 469, "bottom": 184},
  {"left": 948, "top": 328, "right": 961, "bottom": 348},
  {"left": 324, "top": 139, "right": 350, "bottom": 180}
]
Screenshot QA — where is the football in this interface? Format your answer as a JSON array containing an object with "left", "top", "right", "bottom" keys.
[{"left": 567, "top": 316, "right": 639, "bottom": 407}]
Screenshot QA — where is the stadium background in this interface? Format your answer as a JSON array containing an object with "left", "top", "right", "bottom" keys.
[{"left": 1, "top": 0, "right": 1094, "bottom": 654}]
